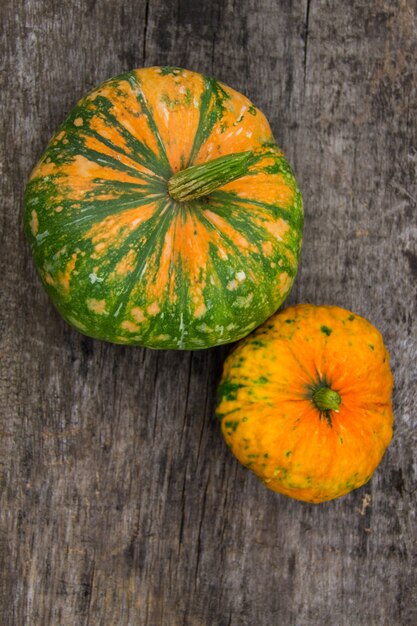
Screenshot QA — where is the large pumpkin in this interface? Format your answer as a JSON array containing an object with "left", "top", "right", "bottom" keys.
[
  {"left": 24, "top": 67, "right": 303, "bottom": 349},
  {"left": 216, "top": 304, "right": 394, "bottom": 503}
]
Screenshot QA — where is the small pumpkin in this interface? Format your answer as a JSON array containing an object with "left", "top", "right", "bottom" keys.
[
  {"left": 216, "top": 304, "right": 394, "bottom": 503},
  {"left": 24, "top": 67, "right": 303, "bottom": 350}
]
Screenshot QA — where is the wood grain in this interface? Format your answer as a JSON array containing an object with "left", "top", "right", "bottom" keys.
[{"left": 1, "top": 1, "right": 416, "bottom": 624}]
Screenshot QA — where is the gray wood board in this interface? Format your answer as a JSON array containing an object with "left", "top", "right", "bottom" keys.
[{"left": 1, "top": 1, "right": 416, "bottom": 624}]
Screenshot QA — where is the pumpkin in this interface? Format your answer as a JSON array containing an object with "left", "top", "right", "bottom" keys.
[
  {"left": 24, "top": 67, "right": 303, "bottom": 350},
  {"left": 216, "top": 304, "right": 394, "bottom": 503}
]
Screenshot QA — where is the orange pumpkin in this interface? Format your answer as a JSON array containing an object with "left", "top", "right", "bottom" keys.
[{"left": 216, "top": 304, "right": 394, "bottom": 503}]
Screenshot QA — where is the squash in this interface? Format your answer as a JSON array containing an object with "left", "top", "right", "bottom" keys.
[
  {"left": 216, "top": 304, "right": 394, "bottom": 503},
  {"left": 24, "top": 67, "right": 303, "bottom": 350}
]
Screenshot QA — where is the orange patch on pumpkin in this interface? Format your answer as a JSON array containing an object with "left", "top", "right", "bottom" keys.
[
  {"left": 194, "top": 83, "right": 274, "bottom": 164},
  {"left": 144, "top": 210, "right": 212, "bottom": 314},
  {"left": 131, "top": 307, "right": 146, "bottom": 323},
  {"left": 85, "top": 117, "right": 157, "bottom": 179},
  {"left": 262, "top": 240, "right": 274, "bottom": 256},
  {"left": 57, "top": 155, "right": 146, "bottom": 201},
  {"left": 115, "top": 248, "right": 137, "bottom": 276},
  {"left": 260, "top": 218, "right": 290, "bottom": 242},
  {"left": 88, "top": 77, "right": 163, "bottom": 162},
  {"left": 203, "top": 210, "right": 252, "bottom": 251},
  {"left": 29, "top": 159, "right": 56, "bottom": 181},
  {"left": 87, "top": 298, "right": 107, "bottom": 314},
  {"left": 174, "top": 212, "right": 211, "bottom": 315},
  {"left": 30, "top": 210, "right": 39, "bottom": 236},
  {"left": 57, "top": 253, "right": 78, "bottom": 293},
  {"left": 30, "top": 152, "right": 149, "bottom": 204},
  {"left": 121, "top": 320, "right": 140, "bottom": 332},
  {"left": 84, "top": 201, "right": 157, "bottom": 258},
  {"left": 147, "top": 301, "right": 160, "bottom": 316},
  {"left": 225, "top": 171, "right": 295, "bottom": 208},
  {"left": 144, "top": 221, "right": 175, "bottom": 303},
  {"left": 278, "top": 272, "right": 291, "bottom": 295},
  {"left": 194, "top": 303, "right": 207, "bottom": 318},
  {"left": 43, "top": 272, "right": 56, "bottom": 287},
  {"left": 136, "top": 67, "right": 205, "bottom": 172}
]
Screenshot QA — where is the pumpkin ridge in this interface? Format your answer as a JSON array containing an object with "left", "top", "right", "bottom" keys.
[
  {"left": 207, "top": 195, "right": 299, "bottom": 265},
  {"left": 196, "top": 205, "right": 297, "bottom": 311},
  {"left": 65, "top": 141, "right": 154, "bottom": 182},
  {"left": 29, "top": 155, "right": 161, "bottom": 210},
  {"left": 197, "top": 210, "right": 255, "bottom": 271},
  {"left": 34, "top": 194, "right": 165, "bottom": 243},
  {"left": 208, "top": 251, "right": 273, "bottom": 325},
  {"left": 206, "top": 221, "right": 296, "bottom": 287},
  {"left": 283, "top": 342, "right": 319, "bottom": 387},
  {"left": 187, "top": 76, "right": 229, "bottom": 166},
  {"left": 90, "top": 96, "right": 169, "bottom": 175},
  {"left": 128, "top": 73, "right": 172, "bottom": 175},
  {"left": 73, "top": 118, "right": 166, "bottom": 183},
  {"left": 105, "top": 198, "right": 175, "bottom": 320},
  {"left": 91, "top": 200, "right": 164, "bottom": 269},
  {"left": 95, "top": 179, "right": 165, "bottom": 193},
  {"left": 48, "top": 199, "right": 169, "bottom": 329},
  {"left": 52, "top": 201, "right": 161, "bottom": 299},
  {"left": 98, "top": 70, "right": 177, "bottom": 172},
  {"left": 144, "top": 202, "right": 189, "bottom": 307},
  {"left": 53, "top": 91, "right": 167, "bottom": 180},
  {"left": 216, "top": 192, "right": 302, "bottom": 227}
]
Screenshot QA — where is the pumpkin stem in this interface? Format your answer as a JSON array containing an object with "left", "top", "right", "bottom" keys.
[
  {"left": 167, "top": 151, "right": 254, "bottom": 202},
  {"left": 312, "top": 387, "right": 341, "bottom": 413}
]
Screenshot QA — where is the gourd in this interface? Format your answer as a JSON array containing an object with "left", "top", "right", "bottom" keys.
[
  {"left": 24, "top": 67, "right": 303, "bottom": 350},
  {"left": 216, "top": 304, "right": 394, "bottom": 503}
]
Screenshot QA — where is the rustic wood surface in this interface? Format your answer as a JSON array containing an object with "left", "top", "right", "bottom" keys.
[{"left": 1, "top": 1, "right": 416, "bottom": 624}]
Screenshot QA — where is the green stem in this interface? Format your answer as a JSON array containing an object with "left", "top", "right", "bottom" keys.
[
  {"left": 312, "top": 387, "right": 341, "bottom": 413},
  {"left": 168, "top": 151, "right": 253, "bottom": 202}
]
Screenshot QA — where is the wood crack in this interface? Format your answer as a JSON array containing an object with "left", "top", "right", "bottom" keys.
[
  {"left": 179, "top": 353, "right": 193, "bottom": 447},
  {"left": 303, "top": 0, "right": 312, "bottom": 86},
  {"left": 85, "top": 559, "right": 96, "bottom": 626},
  {"left": 211, "top": 1, "right": 221, "bottom": 75},
  {"left": 193, "top": 476, "right": 209, "bottom": 591},
  {"left": 142, "top": 0, "right": 150, "bottom": 65}
]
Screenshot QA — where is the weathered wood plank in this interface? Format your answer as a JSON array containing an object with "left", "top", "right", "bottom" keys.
[{"left": 1, "top": 1, "right": 416, "bottom": 625}]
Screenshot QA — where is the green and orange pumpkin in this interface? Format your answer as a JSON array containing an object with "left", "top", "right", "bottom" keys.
[
  {"left": 24, "top": 67, "right": 303, "bottom": 349},
  {"left": 217, "top": 304, "right": 394, "bottom": 503}
]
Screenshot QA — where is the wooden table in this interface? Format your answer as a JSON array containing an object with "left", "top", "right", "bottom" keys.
[{"left": 1, "top": 1, "right": 416, "bottom": 624}]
